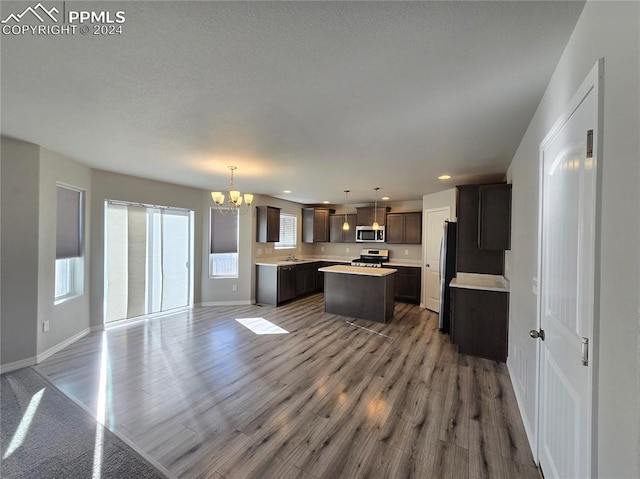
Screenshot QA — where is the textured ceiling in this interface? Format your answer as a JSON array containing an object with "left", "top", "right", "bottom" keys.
[{"left": 1, "top": 1, "right": 585, "bottom": 204}]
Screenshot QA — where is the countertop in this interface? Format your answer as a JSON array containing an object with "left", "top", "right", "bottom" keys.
[
  {"left": 318, "top": 265, "right": 398, "bottom": 277},
  {"left": 255, "top": 257, "right": 421, "bottom": 268},
  {"left": 449, "top": 273, "right": 510, "bottom": 292}
]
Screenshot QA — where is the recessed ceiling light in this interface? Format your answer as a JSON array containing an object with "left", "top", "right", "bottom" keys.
[
  {"left": 381, "top": 196, "right": 390, "bottom": 201},
  {"left": 283, "top": 190, "right": 292, "bottom": 194},
  {"left": 438, "top": 175, "right": 452, "bottom": 180},
  {"left": 322, "top": 200, "right": 330, "bottom": 204}
]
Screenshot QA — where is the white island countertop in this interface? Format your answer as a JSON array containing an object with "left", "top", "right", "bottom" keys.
[
  {"left": 318, "top": 265, "right": 397, "bottom": 277},
  {"left": 450, "top": 272, "right": 510, "bottom": 292}
]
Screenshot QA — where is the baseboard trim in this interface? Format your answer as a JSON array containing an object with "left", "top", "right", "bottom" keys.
[
  {"left": 36, "top": 327, "right": 91, "bottom": 364},
  {"left": 506, "top": 359, "right": 537, "bottom": 457},
  {"left": 0, "top": 357, "right": 37, "bottom": 374},
  {"left": 199, "top": 300, "right": 254, "bottom": 306}
]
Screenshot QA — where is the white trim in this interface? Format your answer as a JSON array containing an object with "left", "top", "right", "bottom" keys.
[
  {"left": 421, "top": 206, "right": 451, "bottom": 312},
  {"left": 199, "top": 300, "right": 254, "bottom": 307},
  {"left": 507, "top": 359, "right": 537, "bottom": 456},
  {"left": 36, "top": 327, "right": 91, "bottom": 363},
  {"left": 0, "top": 357, "right": 37, "bottom": 374}
]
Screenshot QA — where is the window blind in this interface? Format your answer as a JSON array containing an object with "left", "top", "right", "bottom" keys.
[
  {"left": 276, "top": 213, "right": 297, "bottom": 249},
  {"left": 56, "top": 186, "right": 83, "bottom": 259},
  {"left": 210, "top": 209, "right": 238, "bottom": 254}
]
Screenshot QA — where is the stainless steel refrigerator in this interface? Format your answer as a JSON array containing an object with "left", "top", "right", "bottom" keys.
[{"left": 438, "top": 221, "right": 457, "bottom": 334}]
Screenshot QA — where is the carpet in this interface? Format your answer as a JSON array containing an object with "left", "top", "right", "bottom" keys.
[{"left": 1, "top": 367, "right": 172, "bottom": 479}]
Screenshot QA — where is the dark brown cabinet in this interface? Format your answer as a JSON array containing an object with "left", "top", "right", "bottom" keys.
[
  {"left": 256, "top": 206, "right": 281, "bottom": 243},
  {"left": 383, "top": 265, "right": 421, "bottom": 303},
  {"left": 295, "top": 262, "right": 318, "bottom": 296},
  {"left": 451, "top": 288, "right": 509, "bottom": 362},
  {"left": 386, "top": 212, "right": 422, "bottom": 244},
  {"left": 302, "top": 208, "right": 335, "bottom": 243},
  {"left": 478, "top": 184, "right": 512, "bottom": 250},
  {"left": 256, "top": 262, "right": 325, "bottom": 305},
  {"left": 329, "top": 214, "right": 357, "bottom": 243},
  {"left": 456, "top": 185, "right": 505, "bottom": 274},
  {"left": 356, "top": 207, "right": 390, "bottom": 226}
]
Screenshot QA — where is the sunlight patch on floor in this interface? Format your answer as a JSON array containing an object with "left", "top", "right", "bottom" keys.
[
  {"left": 236, "top": 317, "right": 289, "bottom": 335},
  {"left": 2, "top": 388, "right": 45, "bottom": 459}
]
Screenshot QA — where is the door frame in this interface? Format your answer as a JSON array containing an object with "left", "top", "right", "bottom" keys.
[
  {"left": 534, "top": 59, "right": 603, "bottom": 474},
  {"left": 421, "top": 206, "right": 451, "bottom": 310}
]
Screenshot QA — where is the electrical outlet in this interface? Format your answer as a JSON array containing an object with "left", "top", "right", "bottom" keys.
[
  {"left": 43, "top": 321, "right": 49, "bottom": 332},
  {"left": 346, "top": 247, "right": 350, "bottom": 253},
  {"left": 321, "top": 246, "right": 325, "bottom": 252},
  {"left": 232, "top": 284, "right": 238, "bottom": 291},
  {"left": 257, "top": 248, "right": 263, "bottom": 255},
  {"left": 405, "top": 249, "right": 409, "bottom": 255}
]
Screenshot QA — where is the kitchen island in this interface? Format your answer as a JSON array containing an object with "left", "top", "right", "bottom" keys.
[{"left": 318, "top": 265, "right": 397, "bottom": 323}]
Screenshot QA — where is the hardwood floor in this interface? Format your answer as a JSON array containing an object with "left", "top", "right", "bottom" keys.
[{"left": 37, "top": 294, "right": 539, "bottom": 479}]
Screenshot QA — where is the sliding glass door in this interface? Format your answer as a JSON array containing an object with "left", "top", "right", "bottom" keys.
[{"left": 104, "top": 201, "right": 193, "bottom": 323}]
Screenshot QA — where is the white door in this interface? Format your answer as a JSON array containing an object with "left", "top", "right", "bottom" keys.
[
  {"left": 536, "top": 62, "right": 600, "bottom": 479},
  {"left": 423, "top": 207, "right": 450, "bottom": 312}
]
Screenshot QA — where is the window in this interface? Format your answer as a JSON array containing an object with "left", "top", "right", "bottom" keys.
[
  {"left": 210, "top": 209, "right": 239, "bottom": 278},
  {"left": 275, "top": 213, "right": 297, "bottom": 249},
  {"left": 55, "top": 185, "right": 84, "bottom": 302}
]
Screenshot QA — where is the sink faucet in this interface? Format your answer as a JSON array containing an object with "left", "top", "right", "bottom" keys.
[{"left": 287, "top": 253, "right": 296, "bottom": 260}]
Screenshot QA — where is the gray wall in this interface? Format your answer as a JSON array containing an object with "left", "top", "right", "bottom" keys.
[
  {"left": 1, "top": 137, "right": 40, "bottom": 366},
  {"left": 422, "top": 188, "right": 457, "bottom": 221},
  {"left": 506, "top": 2, "right": 640, "bottom": 477},
  {"left": 90, "top": 169, "right": 204, "bottom": 327},
  {"left": 37, "top": 148, "right": 92, "bottom": 355}
]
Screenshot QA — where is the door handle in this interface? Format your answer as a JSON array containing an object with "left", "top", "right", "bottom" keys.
[
  {"left": 529, "top": 329, "right": 545, "bottom": 340},
  {"left": 581, "top": 337, "right": 589, "bottom": 366}
]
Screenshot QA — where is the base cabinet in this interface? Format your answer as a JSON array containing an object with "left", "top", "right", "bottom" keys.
[
  {"left": 256, "top": 262, "right": 324, "bottom": 306},
  {"left": 382, "top": 265, "right": 421, "bottom": 303},
  {"left": 451, "top": 288, "right": 509, "bottom": 362}
]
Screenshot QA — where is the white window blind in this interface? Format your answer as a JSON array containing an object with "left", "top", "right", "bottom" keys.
[{"left": 275, "top": 213, "right": 297, "bottom": 249}]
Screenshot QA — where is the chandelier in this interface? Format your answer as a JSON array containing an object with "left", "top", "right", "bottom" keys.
[{"left": 211, "top": 166, "right": 254, "bottom": 215}]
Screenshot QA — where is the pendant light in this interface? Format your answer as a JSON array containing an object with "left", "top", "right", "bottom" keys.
[
  {"left": 372, "top": 187, "right": 380, "bottom": 230},
  {"left": 342, "top": 190, "right": 350, "bottom": 231}
]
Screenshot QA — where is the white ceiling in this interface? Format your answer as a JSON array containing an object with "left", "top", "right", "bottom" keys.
[{"left": 1, "top": 1, "right": 585, "bottom": 204}]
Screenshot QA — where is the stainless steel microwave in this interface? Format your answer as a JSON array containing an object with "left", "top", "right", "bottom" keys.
[{"left": 355, "top": 226, "right": 385, "bottom": 243}]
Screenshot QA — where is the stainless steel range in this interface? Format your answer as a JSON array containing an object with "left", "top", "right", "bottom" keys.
[{"left": 351, "top": 249, "right": 390, "bottom": 267}]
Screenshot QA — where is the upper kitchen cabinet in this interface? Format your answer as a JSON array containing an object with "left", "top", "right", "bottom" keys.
[
  {"left": 329, "top": 214, "right": 357, "bottom": 243},
  {"left": 302, "top": 207, "right": 335, "bottom": 243},
  {"left": 478, "top": 184, "right": 512, "bottom": 250},
  {"left": 356, "top": 206, "right": 390, "bottom": 226},
  {"left": 386, "top": 212, "right": 422, "bottom": 244},
  {"left": 256, "top": 206, "right": 281, "bottom": 243},
  {"left": 456, "top": 184, "right": 506, "bottom": 274}
]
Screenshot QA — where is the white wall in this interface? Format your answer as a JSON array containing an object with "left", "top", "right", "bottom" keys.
[
  {"left": 0, "top": 137, "right": 40, "bottom": 368},
  {"left": 506, "top": 2, "right": 640, "bottom": 477},
  {"left": 37, "top": 148, "right": 92, "bottom": 356}
]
